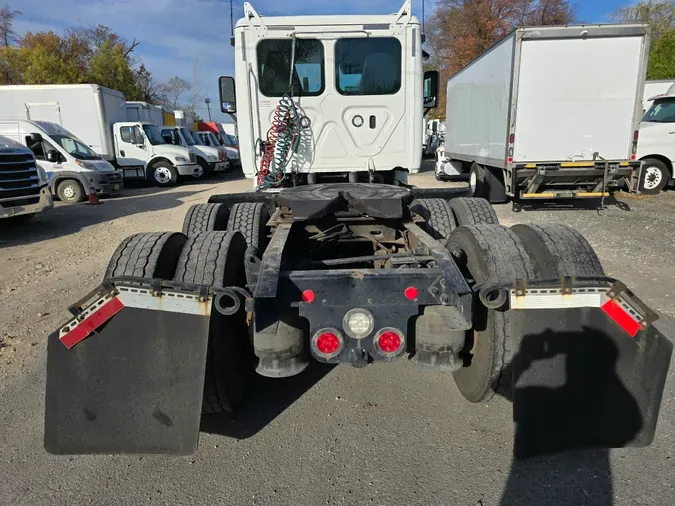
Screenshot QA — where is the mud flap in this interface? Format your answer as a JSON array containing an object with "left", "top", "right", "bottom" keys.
[
  {"left": 510, "top": 307, "right": 672, "bottom": 459},
  {"left": 44, "top": 283, "right": 212, "bottom": 455}
]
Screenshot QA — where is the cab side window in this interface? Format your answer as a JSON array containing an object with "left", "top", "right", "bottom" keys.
[
  {"left": 26, "top": 137, "right": 57, "bottom": 161},
  {"left": 120, "top": 126, "right": 137, "bottom": 144}
]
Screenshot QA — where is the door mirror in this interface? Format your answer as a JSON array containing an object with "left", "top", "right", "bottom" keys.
[
  {"left": 219, "top": 76, "right": 237, "bottom": 113},
  {"left": 29, "top": 132, "right": 43, "bottom": 144},
  {"left": 423, "top": 70, "right": 440, "bottom": 109},
  {"left": 47, "top": 150, "right": 60, "bottom": 163}
]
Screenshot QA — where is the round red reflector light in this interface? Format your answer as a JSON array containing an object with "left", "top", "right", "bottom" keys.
[
  {"left": 507, "top": 157, "right": 513, "bottom": 163},
  {"left": 631, "top": 154, "right": 637, "bottom": 160},
  {"left": 316, "top": 332, "right": 340, "bottom": 355},
  {"left": 404, "top": 286, "right": 419, "bottom": 300},
  {"left": 377, "top": 331, "right": 402, "bottom": 354},
  {"left": 302, "top": 290, "right": 315, "bottom": 303}
]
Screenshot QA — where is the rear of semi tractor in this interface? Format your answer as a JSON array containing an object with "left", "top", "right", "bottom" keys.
[
  {"left": 44, "top": 4, "right": 672, "bottom": 458},
  {"left": 436, "top": 24, "right": 649, "bottom": 203}
]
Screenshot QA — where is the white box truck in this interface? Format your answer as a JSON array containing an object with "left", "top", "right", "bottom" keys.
[
  {"left": 126, "top": 101, "right": 164, "bottom": 126},
  {"left": 175, "top": 110, "right": 195, "bottom": 131},
  {"left": 0, "top": 85, "right": 200, "bottom": 187},
  {"left": 636, "top": 82, "right": 675, "bottom": 194},
  {"left": 435, "top": 24, "right": 648, "bottom": 203}
]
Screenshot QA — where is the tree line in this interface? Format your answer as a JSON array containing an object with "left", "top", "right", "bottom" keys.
[{"left": 0, "top": 5, "right": 205, "bottom": 119}]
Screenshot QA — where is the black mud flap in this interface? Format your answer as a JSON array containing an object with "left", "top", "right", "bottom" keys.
[
  {"left": 510, "top": 307, "right": 673, "bottom": 459},
  {"left": 45, "top": 283, "right": 211, "bottom": 455}
]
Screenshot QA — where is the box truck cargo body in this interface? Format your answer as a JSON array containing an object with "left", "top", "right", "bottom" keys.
[
  {"left": 126, "top": 101, "right": 164, "bottom": 126},
  {"left": 0, "top": 85, "right": 200, "bottom": 186},
  {"left": 436, "top": 24, "right": 648, "bottom": 201}
]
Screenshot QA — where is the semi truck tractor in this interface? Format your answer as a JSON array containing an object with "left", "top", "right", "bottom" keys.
[
  {"left": 435, "top": 24, "right": 649, "bottom": 203},
  {"left": 0, "top": 84, "right": 200, "bottom": 187},
  {"left": 44, "top": 2, "right": 672, "bottom": 457},
  {"left": 0, "top": 134, "right": 52, "bottom": 222}
]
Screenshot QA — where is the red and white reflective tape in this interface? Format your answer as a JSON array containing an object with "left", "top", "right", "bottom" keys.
[
  {"left": 59, "top": 286, "right": 211, "bottom": 349},
  {"left": 509, "top": 286, "right": 646, "bottom": 337}
]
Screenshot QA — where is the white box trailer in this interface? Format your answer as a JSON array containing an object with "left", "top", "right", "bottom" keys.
[{"left": 436, "top": 24, "right": 649, "bottom": 202}]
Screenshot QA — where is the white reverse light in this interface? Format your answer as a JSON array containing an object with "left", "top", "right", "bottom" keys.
[{"left": 343, "top": 308, "right": 375, "bottom": 339}]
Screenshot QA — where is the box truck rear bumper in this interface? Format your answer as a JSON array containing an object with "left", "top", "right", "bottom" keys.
[
  {"left": 0, "top": 185, "right": 53, "bottom": 219},
  {"left": 512, "top": 161, "right": 639, "bottom": 199}
]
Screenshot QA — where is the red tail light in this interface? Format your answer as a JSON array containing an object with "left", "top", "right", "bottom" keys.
[
  {"left": 404, "top": 287, "right": 419, "bottom": 301},
  {"left": 302, "top": 290, "right": 315, "bottom": 303},
  {"left": 374, "top": 328, "right": 404, "bottom": 356},
  {"left": 601, "top": 299, "right": 641, "bottom": 337},
  {"left": 312, "top": 329, "right": 343, "bottom": 358},
  {"left": 509, "top": 133, "right": 515, "bottom": 144},
  {"left": 633, "top": 130, "right": 639, "bottom": 141}
]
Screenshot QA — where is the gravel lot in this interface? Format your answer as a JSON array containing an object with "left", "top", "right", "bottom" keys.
[{"left": 1, "top": 167, "right": 674, "bottom": 505}]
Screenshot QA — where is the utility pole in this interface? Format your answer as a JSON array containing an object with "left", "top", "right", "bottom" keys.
[{"left": 205, "top": 98, "right": 212, "bottom": 122}]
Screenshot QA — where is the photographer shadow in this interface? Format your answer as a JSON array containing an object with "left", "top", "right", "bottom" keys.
[{"left": 499, "top": 328, "right": 643, "bottom": 505}]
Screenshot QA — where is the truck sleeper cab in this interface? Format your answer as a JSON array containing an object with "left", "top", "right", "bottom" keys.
[
  {"left": 0, "top": 120, "right": 121, "bottom": 204},
  {"left": 220, "top": 1, "right": 439, "bottom": 189},
  {"left": 115, "top": 122, "right": 200, "bottom": 186}
]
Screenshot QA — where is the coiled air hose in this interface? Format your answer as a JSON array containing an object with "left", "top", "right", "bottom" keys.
[{"left": 257, "top": 94, "right": 301, "bottom": 189}]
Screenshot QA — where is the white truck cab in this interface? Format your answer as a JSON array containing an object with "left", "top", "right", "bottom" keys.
[
  {"left": 0, "top": 134, "right": 53, "bottom": 221},
  {"left": 159, "top": 126, "right": 228, "bottom": 177},
  {"left": 113, "top": 122, "right": 200, "bottom": 186},
  {"left": 219, "top": 1, "right": 439, "bottom": 189},
  {"left": 0, "top": 120, "right": 121, "bottom": 204},
  {"left": 197, "top": 131, "right": 241, "bottom": 170},
  {"left": 637, "top": 85, "right": 675, "bottom": 194}
]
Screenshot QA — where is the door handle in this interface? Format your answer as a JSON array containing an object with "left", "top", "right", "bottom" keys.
[{"left": 120, "top": 150, "right": 126, "bottom": 157}]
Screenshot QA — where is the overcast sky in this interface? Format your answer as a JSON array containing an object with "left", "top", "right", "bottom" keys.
[{"left": 8, "top": 0, "right": 627, "bottom": 122}]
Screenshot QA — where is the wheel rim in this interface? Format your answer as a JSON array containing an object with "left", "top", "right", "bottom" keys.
[
  {"left": 154, "top": 166, "right": 172, "bottom": 184},
  {"left": 193, "top": 165, "right": 204, "bottom": 178},
  {"left": 62, "top": 184, "right": 76, "bottom": 200},
  {"left": 643, "top": 166, "right": 663, "bottom": 190},
  {"left": 470, "top": 171, "right": 477, "bottom": 193}
]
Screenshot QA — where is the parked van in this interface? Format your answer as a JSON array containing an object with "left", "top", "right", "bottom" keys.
[
  {"left": 0, "top": 120, "right": 121, "bottom": 203},
  {"left": 159, "top": 126, "right": 228, "bottom": 178},
  {"left": 0, "top": 134, "right": 53, "bottom": 222},
  {"left": 0, "top": 84, "right": 200, "bottom": 187},
  {"left": 637, "top": 83, "right": 675, "bottom": 194}
]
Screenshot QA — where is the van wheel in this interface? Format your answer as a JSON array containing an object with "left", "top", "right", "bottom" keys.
[
  {"left": 151, "top": 162, "right": 178, "bottom": 187},
  {"left": 640, "top": 159, "right": 670, "bottom": 195},
  {"left": 56, "top": 179, "right": 84, "bottom": 204}
]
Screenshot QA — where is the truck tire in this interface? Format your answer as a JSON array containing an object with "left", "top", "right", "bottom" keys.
[
  {"left": 174, "top": 231, "right": 253, "bottom": 414},
  {"left": 448, "top": 197, "right": 499, "bottom": 226},
  {"left": 468, "top": 163, "right": 486, "bottom": 198},
  {"left": 511, "top": 224, "right": 604, "bottom": 278},
  {"left": 639, "top": 158, "right": 670, "bottom": 195},
  {"left": 56, "top": 179, "right": 84, "bottom": 204},
  {"left": 182, "top": 203, "right": 230, "bottom": 236},
  {"left": 195, "top": 158, "right": 209, "bottom": 180},
  {"left": 105, "top": 231, "right": 188, "bottom": 279},
  {"left": 410, "top": 198, "right": 456, "bottom": 239},
  {"left": 226, "top": 202, "right": 270, "bottom": 253},
  {"left": 448, "top": 225, "right": 535, "bottom": 403},
  {"left": 150, "top": 161, "right": 178, "bottom": 187}
]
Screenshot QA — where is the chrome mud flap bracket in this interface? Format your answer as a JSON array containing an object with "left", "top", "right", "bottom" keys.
[
  {"left": 503, "top": 278, "right": 673, "bottom": 458},
  {"left": 44, "top": 278, "right": 213, "bottom": 455}
]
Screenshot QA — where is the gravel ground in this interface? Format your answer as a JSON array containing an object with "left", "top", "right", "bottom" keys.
[{"left": 0, "top": 167, "right": 674, "bottom": 505}]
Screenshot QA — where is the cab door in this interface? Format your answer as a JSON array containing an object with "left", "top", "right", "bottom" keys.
[{"left": 115, "top": 125, "right": 147, "bottom": 167}]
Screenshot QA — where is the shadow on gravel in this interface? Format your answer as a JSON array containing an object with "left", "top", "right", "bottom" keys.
[
  {"left": 200, "top": 361, "right": 335, "bottom": 439},
  {"left": 0, "top": 177, "right": 233, "bottom": 248},
  {"left": 498, "top": 328, "right": 644, "bottom": 505}
]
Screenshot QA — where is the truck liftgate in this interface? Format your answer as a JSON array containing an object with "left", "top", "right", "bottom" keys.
[{"left": 44, "top": 184, "right": 672, "bottom": 458}]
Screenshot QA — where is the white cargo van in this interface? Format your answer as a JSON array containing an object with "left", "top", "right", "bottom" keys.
[
  {"left": 435, "top": 24, "right": 648, "bottom": 202},
  {"left": 0, "top": 84, "right": 200, "bottom": 187},
  {"left": 636, "top": 83, "right": 675, "bottom": 193},
  {"left": 0, "top": 134, "right": 53, "bottom": 222},
  {"left": 0, "top": 120, "right": 121, "bottom": 203},
  {"left": 159, "top": 126, "right": 228, "bottom": 177}
]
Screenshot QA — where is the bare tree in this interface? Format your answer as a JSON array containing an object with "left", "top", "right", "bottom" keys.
[
  {"left": 610, "top": 0, "right": 675, "bottom": 44},
  {"left": 160, "top": 76, "right": 191, "bottom": 110},
  {"left": 0, "top": 5, "right": 21, "bottom": 48}
]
